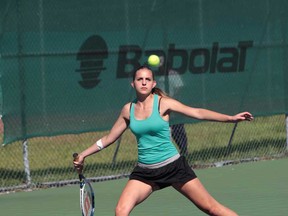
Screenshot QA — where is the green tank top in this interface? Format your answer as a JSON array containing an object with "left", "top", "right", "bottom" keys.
[{"left": 130, "top": 94, "right": 178, "bottom": 164}]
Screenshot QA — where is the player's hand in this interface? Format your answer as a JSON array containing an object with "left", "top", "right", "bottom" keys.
[
  {"left": 73, "top": 153, "right": 84, "bottom": 174},
  {"left": 233, "top": 112, "right": 253, "bottom": 122}
]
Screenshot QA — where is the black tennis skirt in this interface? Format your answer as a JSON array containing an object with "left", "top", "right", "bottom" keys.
[{"left": 129, "top": 156, "right": 197, "bottom": 190}]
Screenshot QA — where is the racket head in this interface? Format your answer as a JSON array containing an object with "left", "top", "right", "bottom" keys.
[{"left": 80, "top": 176, "right": 95, "bottom": 216}]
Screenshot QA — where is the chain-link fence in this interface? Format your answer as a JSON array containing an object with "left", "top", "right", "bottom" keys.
[
  {"left": 0, "top": 114, "right": 287, "bottom": 192},
  {"left": 0, "top": 0, "right": 288, "bottom": 192}
]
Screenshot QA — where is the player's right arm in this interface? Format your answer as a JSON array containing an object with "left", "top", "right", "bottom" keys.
[{"left": 73, "top": 103, "right": 130, "bottom": 167}]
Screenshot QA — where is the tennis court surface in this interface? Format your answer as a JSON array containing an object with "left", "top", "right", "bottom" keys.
[{"left": 1, "top": 158, "right": 287, "bottom": 216}]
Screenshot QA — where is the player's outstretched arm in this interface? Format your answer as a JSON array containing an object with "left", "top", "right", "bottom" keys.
[{"left": 161, "top": 97, "right": 253, "bottom": 123}]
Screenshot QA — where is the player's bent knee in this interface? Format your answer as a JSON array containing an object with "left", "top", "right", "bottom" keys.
[
  {"left": 207, "top": 205, "right": 221, "bottom": 216},
  {"left": 206, "top": 204, "right": 238, "bottom": 216},
  {"left": 115, "top": 203, "right": 132, "bottom": 216}
]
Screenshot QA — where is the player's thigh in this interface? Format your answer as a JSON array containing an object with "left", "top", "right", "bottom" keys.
[
  {"left": 117, "top": 179, "right": 153, "bottom": 208},
  {"left": 172, "top": 178, "right": 219, "bottom": 210}
]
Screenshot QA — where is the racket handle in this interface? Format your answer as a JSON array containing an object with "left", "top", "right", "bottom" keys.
[
  {"left": 73, "top": 153, "right": 84, "bottom": 175},
  {"left": 73, "top": 152, "right": 79, "bottom": 161},
  {"left": 244, "top": 114, "right": 252, "bottom": 121}
]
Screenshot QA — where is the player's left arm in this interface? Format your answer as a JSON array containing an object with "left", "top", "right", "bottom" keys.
[{"left": 161, "top": 97, "right": 253, "bottom": 123}]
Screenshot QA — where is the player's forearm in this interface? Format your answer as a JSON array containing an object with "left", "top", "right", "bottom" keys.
[
  {"left": 79, "top": 135, "right": 115, "bottom": 159},
  {"left": 196, "top": 108, "right": 233, "bottom": 122},
  {"left": 79, "top": 143, "right": 101, "bottom": 159}
]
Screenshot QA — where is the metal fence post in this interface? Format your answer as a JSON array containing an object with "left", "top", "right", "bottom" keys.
[
  {"left": 286, "top": 115, "right": 288, "bottom": 151},
  {"left": 22, "top": 139, "right": 31, "bottom": 186}
]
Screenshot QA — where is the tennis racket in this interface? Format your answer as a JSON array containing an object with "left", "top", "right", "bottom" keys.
[{"left": 73, "top": 153, "right": 95, "bottom": 216}]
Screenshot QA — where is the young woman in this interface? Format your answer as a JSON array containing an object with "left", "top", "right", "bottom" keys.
[{"left": 73, "top": 66, "right": 253, "bottom": 216}]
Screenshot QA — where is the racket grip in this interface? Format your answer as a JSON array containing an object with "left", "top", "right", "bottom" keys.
[
  {"left": 73, "top": 153, "right": 79, "bottom": 161},
  {"left": 244, "top": 114, "right": 252, "bottom": 121},
  {"left": 73, "top": 153, "right": 83, "bottom": 175}
]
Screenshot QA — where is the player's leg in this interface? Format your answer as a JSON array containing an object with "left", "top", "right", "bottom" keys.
[
  {"left": 115, "top": 179, "right": 153, "bottom": 216},
  {"left": 172, "top": 178, "right": 238, "bottom": 216}
]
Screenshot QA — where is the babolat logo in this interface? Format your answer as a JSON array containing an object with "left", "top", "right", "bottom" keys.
[
  {"left": 76, "top": 35, "right": 108, "bottom": 89},
  {"left": 76, "top": 37, "right": 253, "bottom": 88},
  {"left": 117, "top": 41, "right": 253, "bottom": 78}
]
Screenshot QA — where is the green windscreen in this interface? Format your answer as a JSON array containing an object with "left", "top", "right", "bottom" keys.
[{"left": 0, "top": 0, "right": 287, "bottom": 144}]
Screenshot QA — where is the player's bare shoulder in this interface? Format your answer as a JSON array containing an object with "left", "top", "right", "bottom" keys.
[
  {"left": 158, "top": 96, "right": 176, "bottom": 114},
  {"left": 121, "top": 102, "right": 132, "bottom": 120},
  {"left": 160, "top": 96, "right": 187, "bottom": 113},
  {"left": 161, "top": 96, "right": 180, "bottom": 106}
]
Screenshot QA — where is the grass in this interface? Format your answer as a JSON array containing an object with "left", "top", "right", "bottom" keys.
[{"left": 0, "top": 114, "right": 287, "bottom": 189}]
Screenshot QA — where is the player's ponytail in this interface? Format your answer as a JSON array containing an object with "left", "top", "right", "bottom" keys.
[{"left": 152, "top": 87, "right": 168, "bottom": 97}]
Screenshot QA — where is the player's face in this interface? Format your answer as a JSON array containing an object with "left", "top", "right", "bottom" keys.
[{"left": 131, "top": 68, "right": 156, "bottom": 95}]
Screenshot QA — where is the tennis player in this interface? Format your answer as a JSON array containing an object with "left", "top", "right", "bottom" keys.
[{"left": 73, "top": 65, "right": 253, "bottom": 216}]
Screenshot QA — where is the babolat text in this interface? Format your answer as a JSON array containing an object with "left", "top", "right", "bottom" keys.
[{"left": 116, "top": 41, "right": 253, "bottom": 78}]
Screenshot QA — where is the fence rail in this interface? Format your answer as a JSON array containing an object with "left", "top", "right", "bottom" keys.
[{"left": 0, "top": 114, "right": 287, "bottom": 192}]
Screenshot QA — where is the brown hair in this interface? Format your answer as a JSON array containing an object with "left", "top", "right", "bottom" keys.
[{"left": 133, "top": 65, "right": 168, "bottom": 97}]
